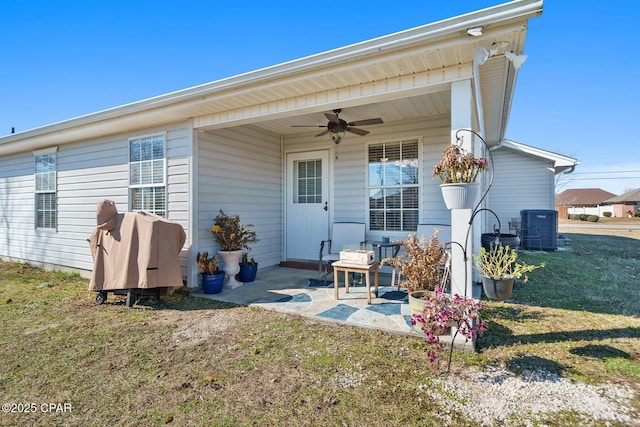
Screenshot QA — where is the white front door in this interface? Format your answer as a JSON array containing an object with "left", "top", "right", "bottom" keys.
[{"left": 286, "top": 150, "right": 329, "bottom": 260}]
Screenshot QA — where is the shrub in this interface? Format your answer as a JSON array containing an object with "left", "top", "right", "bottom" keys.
[
  {"left": 210, "top": 210, "right": 258, "bottom": 251},
  {"left": 381, "top": 231, "right": 446, "bottom": 292},
  {"left": 569, "top": 213, "right": 599, "bottom": 222},
  {"left": 603, "top": 211, "right": 612, "bottom": 217}
]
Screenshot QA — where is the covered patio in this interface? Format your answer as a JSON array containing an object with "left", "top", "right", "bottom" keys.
[
  {"left": 193, "top": 265, "right": 481, "bottom": 337},
  {"left": 190, "top": 0, "right": 543, "bottom": 300}
]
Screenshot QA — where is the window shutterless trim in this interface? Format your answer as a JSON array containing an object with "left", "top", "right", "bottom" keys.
[
  {"left": 365, "top": 137, "right": 422, "bottom": 233},
  {"left": 33, "top": 147, "right": 58, "bottom": 231},
  {"left": 128, "top": 133, "right": 167, "bottom": 216}
]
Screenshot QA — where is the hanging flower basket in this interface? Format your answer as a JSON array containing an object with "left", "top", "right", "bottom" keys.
[
  {"left": 439, "top": 182, "right": 480, "bottom": 210},
  {"left": 481, "top": 276, "right": 514, "bottom": 301}
]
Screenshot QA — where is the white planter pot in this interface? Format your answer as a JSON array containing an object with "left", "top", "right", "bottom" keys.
[
  {"left": 218, "top": 250, "right": 243, "bottom": 289},
  {"left": 439, "top": 182, "right": 480, "bottom": 210}
]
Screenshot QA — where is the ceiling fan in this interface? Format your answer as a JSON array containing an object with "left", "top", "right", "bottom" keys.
[{"left": 291, "top": 108, "right": 383, "bottom": 144}]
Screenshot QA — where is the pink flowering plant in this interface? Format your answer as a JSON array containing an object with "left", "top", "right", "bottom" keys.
[
  {"left": 432, "top": 144, "right": 488, "bottom": 183},
  {"left": 412, "top": 287, "right": 486, "bottom": 372}
]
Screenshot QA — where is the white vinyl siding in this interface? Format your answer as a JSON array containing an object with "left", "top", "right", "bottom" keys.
[
  {"left": 484, "top": 147, "right": 556, "bottom": 233},
  {"left": 129, "top": 134, "right": 166, "bottom": 216},
  {"left": 197, "top": 126, "right": 282, "bottom": 271},
  {"left": 0, "top": 123, "right": 191, "bottom": 275},
  {"left": 34, "top": 150, "right": 57, "bottom": 229}
]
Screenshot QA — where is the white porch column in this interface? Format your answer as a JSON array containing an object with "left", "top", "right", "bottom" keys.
[{"left": 449, "top": 80, "right": 474, "bottom": 299}]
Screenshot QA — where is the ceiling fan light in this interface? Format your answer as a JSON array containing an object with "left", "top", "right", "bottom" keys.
[{"left": 331, "top": 131, "right": 345, "bottom": 144}]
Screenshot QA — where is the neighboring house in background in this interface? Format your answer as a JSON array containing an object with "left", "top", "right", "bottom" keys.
[
  {"left": 0, "top": 1, "right": 544, "bottom": 295},
  {"left": 484, "top": 139, "right": 578, "bottom": 232},
  {"left": 604, "top": 189, "right": 640, "bottom": 217},
  {"left": 555, "top": 188, "right": 617, "bottom": 217}
]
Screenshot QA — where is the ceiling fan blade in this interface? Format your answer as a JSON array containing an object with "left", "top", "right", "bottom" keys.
[
  {"left": 315, "top": 130, "right": 330, "bottom": 137},
  {"left": 291, "top": 125, "right": 325, "bottom": 128},
  {"left": 346, "top": 127, "right": 369, "bottom": 136},
  {"left": 347, "top": 118, "right": 383, "bottom": 126},
  {"left": 324, "top": 112, "right": 340, "bottom": 124}
]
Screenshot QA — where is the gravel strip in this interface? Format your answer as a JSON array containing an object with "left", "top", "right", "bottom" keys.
[{"left": 420, "top": 366, "right": 637, "bottom": 426}]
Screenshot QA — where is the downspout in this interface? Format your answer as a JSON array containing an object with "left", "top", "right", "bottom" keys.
[
  {"left": 472, "top": 55, "right": 486, "bottom": 141},
  {"left": 471, "top": 51, "right": 486, "bottom": 282},
  {"left": 189, "top": 123, "right": 200, "bottom": 288},
  {"left": 489, "top": 140, "right": 504, "bottom": 151},
  {"left": 281, "top": 134, "right": 286, "bottom": 262}
]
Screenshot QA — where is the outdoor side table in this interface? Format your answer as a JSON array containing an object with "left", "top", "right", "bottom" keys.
[
  {"left": 331, "top": 261, "right": 379, "bottom": 304},
  {"left": 371, "top": 241, "right": 401, "bottom": 261}
]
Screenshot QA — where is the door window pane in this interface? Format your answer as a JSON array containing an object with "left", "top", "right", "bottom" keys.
[{"left": 294, "top": 159, "right": 322, "bottom": 204}]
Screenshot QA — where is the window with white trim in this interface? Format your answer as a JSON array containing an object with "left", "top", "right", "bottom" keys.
[
  {"left": 129, "top": 134, "right": 166, "bottom": 217},
  {"left": 35, "top": 150, "right": 57, "bottom": 229},
  {"left": 368, "top": 139, "right": 420, "bottom": 232}
]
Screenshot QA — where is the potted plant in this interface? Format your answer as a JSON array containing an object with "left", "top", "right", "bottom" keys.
[
  {"left": 381, "top": 231, "right": 448, "bottom": 333},
  {"left": 432, "top": 144, "right": 488, "bottom": 209},
  {"left": 412, "top": 287, "right": 486, "bottom": 373},
  {"left": 473, "top": 244, "right": 545, "bottom": 301},
  {"left": 236, "top": 252, "right": 258, "bottom": 283},
  {"left": 196, "top": 251, "right": 225, "bottom": 294},
  {"left": 210, "top": 209, "right": 258, "bottom": 289}
]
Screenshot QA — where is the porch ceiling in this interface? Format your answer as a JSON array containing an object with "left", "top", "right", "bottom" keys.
[
  {"left": 192, "top": 22, "right": 530, "bottom": 145},
  {"left": 240, "top": 92, "right": 453, "bottom": 136}
]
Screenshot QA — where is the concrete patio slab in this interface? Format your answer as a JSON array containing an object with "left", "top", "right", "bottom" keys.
[
  {"left": 193, "top": 265, "right": 483, "bottom": 346},
  {"left": 193, "top": 266, "right": 417, "bottom": 336}
]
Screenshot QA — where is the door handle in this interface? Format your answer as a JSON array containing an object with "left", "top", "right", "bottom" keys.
[{"left": 323, "top": 201, "right": 328, "bottom": 211}]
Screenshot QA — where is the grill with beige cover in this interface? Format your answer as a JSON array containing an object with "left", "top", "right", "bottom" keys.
[{"left": 88, "top": 200, "right": 186, "bottom": 306}]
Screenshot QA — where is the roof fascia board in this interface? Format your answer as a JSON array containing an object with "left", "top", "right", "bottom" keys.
[{"left": 496, "top": 139, "right": 579, "bottom": 167}]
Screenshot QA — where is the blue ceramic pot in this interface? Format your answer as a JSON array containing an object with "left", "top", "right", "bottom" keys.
[
  {"left": 236, "top": 263, "right": 258, "bottom": 282},
  {"left": 202, "top": 272, "right": 225, "bottom": 294}
]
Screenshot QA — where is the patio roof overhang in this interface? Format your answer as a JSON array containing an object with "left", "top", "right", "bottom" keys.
[
  {"left": 0, "top": 0, "right": 542, "bottom": 156},
  {"left": 496, "top": 139, "right": 579, "bottom": 173}
]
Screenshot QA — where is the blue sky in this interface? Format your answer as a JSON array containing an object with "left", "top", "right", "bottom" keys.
[{"left": 1, "top": 0, "right": 638, "bottom": 195}]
